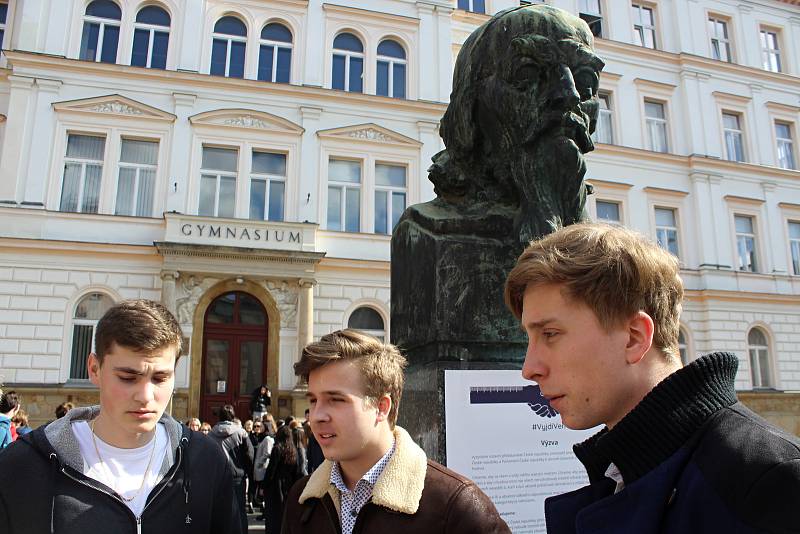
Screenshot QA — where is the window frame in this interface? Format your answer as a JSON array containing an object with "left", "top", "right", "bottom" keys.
[
  {"left": 643, "top": 98, "right": 669, "bottom": 153},
  {"left": 258, "top": 22, "right": 294, "bottom": 84},
  {"left": 631, "top": 3, "right": 657, "bottom": 50},
  {"left": 654, "top": 206, "right": 680, "bottom": 258},
  {"left": 759, "top": 26, "right": 783, "bottom": 73},
  {"left": 130, "top": 5, "right": 171, "bottom": 70},
  {"left": 747, "top": 326, "right": 776, "bottom": 389},
  {"left": 578, "top": 0, "right": 605, "bottom": 39},
  {"left": 592, "top": 91, "right": 614, "bottom": 145},
  {"left": 373, "top": 162, "right": 408, "bottom": 235},
  {"left": 79, "top": 1, "right": 122, "bottom": 64},
  {"left": 677, "top": 326, "right": 692, "bottom": 365},
  {"left": 587, "top": 180, "right": 632, "bottom": 227},
  {"left": 344, "top": 303, "right": 389, "bottom": 341},
  {"left": 376, "top": 39, "right": 407, "bottom": 99},
  {"left": 331, "top": 32, "right": 365, "bottom": 93},
  {"left": 326, "top": 157, "right": 363, "bottom": 233},
  {"left": 65, "top": 290, "right": 117, "bottom": 382},
  {"left": 707, "top": 15, "right": 732, "bottom": 63},
  {"left": 113, "top": 137, "right": 161, "bottom": 217},
  {"left": 733, "top": 213, "right": 759, "bottom": 273},
  {"left": 774, "top": 120, "right": 797, "bottom": 171},
  {"left": 249, "top": 149, "right": 288, "bottom": 222},
  {"left": 59, "top": 132, "right": 107, "bottom": 214},
  {"left": 788, "top": 219, "right": 800, "bottom": 276},
  {"left": 456, "top": 0, "right": 487, "bottom": 14},
  {"left": 198, "top": 144, "right": 239, "bottom": 218},
  {"left": 210, "top": 16, "right": 248, "bottom": 78},
  {"left": 721, "top": 111, "right": 746, "bottom": 163}
]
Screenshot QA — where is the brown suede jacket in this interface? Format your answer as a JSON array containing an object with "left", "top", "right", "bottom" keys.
[{"left": 281, "top": 426, "right": 510, "bottom": 534}]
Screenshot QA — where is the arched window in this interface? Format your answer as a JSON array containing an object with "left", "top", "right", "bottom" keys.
[
  {"left": 748, "top": 327, "right": 773, "bottom": 388},
  {"left": 79, "top": 0, "right": 122, "bottom": 63},
  {"left": 376, "top": 39, "right": 406, "bottom": 99},
  {"left": 258, "top": 23, "right": 292, "bottom": 83},
  {"left": 347, "top": 306, "right": 385, "bottom": 341},
  {"left": 131, "top": 5, "right": 170, "bottom": 69},
  {"left": 211, "top": 16, "right": 247, "bottom": 78},
  {"left": 678, "top": 328, "right": 688, "bottom": 365},
  {"left": 332, "top": 33, "right": 363, "bottom": 93},
  {"left": 69, "top": 293, "right": 114, "bottom": 379}
]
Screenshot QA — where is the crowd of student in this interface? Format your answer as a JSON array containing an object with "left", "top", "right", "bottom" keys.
[{"left": 0, "top": 394, "right": 74, "bottom": 449}]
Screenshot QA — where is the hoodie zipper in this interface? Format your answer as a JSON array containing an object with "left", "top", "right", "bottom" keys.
[{"left": 59, "top": 444, "right": 183, "bottom": 533}]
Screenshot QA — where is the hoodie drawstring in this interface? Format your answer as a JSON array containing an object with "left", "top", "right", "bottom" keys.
[
  {"left": 181, "top": 436, "right": 191, "bottom": 529},
  {"left": 49, "top": 453, "right": 58, "bottom": 534}
]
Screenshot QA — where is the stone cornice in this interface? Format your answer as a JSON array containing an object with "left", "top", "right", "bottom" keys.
[
  {"left": 154, "top": 242, "right": 326, "bottom": 265},
  {"left": 322, "top": 3, "right": 420, "bottom": 27}
]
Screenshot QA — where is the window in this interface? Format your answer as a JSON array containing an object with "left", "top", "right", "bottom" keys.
[
  {"left": 723, "top": 112, "right": 745, "bottom": 162},
  {"left": 592, "top": 93, "right": 613, "bottom": 144},
  {"left": 789, "top": 221, "right": 800, "bottom": 275},
  {"left": 775, "top": 122, "right": 796, "bottom": 170},
  {"left": 115, "top": 139, "right": 158, "bottom": 217},
  {"left": 655, "top": 207, "right": 679, "bottom": 257},
  {"left": 70, "top": 293, "right": 114, "bottom": 379},
  {"left": 131, "top": 5, "right": 170, "bottom": 69},
  {"left": 760, "top": 29, "right": 781, "bottom": 72},
  {"left": 579, "top": 0, "right": 603, "bottom": 38},
  {"left": 210, "top": 16, "right": 247, "bottom": 78},
  {"left": 327, "top": 159, "right": 361, "bottom": 232},
  {"left": 258, "top": 23, "right": 292, "bottom": 83},
  {"left": 632, "top": 4, "right": 656, "bottom": 49},
  {"left": 377, "top": 40, "right": 406, "bottom": 99},
  {"left": 375, "top": 164, "right": 406, "bottom": 235},
  {"left": 734, "top": 214, "right": 757, "bottom": 272},
  {"left": 199, "top": 146, "right": 237, "bottom": 218},
  {"left": 348, "top": 306, "right": 385, "bottom": 341},
  {"left": 708, "top": 17, "right": 731, "bottom": 62},
  {"left": 748, "top": 328, "right": 773, "bottom": 388},
  {"left": 678, "top": 328, "right": 688, "bottom": 365},
  {"left": 596, "top": 200, "right": 621, "bottom": 224},
  {"left": 60, "top": 134, "right": 105, "bottom": 214},
  {"left": 644, "top": 100, "right": 668, "bottom": 153},
  {"left": 249, "top": 151, "right": 286, "bottom": 222},
  {"left": 0, "top": 2, "right": 8, "bottom": 46},
  {"left": 457, "top": 0, "right": 486, "bottom": 13},
  {"left": 79, "top": 0, "right": 121, "bottom": 63},
  {"left": 332, "top": 33, "right": 364, "bottom": 93}
]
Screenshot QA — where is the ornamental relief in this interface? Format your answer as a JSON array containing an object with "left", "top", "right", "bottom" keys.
[
  {"left": 263, "top": 279, "right": 298, "bottom": 328},
  {"left": 86, "top": 101, "right": 145, "bottom": 115},
  {"left": 346, "top": 128, "right": 393, "bottom": 142},
  {"left": 175, "top": 275, "right": 220, "bottom": 325},
  {"left": 221, "top": 115, "right": 271, "bottom": 129}
]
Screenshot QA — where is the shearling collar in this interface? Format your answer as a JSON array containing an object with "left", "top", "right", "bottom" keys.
[{"left": 298, "top": 425, "right": 428, "bottom": 515}]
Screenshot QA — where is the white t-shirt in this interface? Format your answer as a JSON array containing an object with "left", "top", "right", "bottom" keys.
[{"left": 73, "top": 421, "right": 170, "bottom": 517}]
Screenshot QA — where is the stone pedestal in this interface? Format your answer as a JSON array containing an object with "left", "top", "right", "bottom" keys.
[{"left": 391, "top": 200, "right": 527, "bottom": 463}]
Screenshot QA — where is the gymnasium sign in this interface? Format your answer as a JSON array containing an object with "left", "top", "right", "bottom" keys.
[{"left": 164, "top": 213, "right": 316, "bottom": 253}]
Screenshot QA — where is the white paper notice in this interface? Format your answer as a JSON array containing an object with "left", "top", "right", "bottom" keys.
[{"left": 444, "top": 370, "right": 600, "bottom": 534}]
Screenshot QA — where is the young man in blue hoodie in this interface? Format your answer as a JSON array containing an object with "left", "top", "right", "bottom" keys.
[{"left": 0, "top": 299, "right": 241, "bottom": 534}]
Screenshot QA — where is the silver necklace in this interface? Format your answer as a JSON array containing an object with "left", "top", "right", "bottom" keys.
[{"left": 90, "top": 418, "right": 158, "bottom": 503}]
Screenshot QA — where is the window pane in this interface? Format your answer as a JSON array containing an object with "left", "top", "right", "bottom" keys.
[
  {"left": 239, "top": 294, "right": 266, "bottom": 326},
  {"left": 136, "top": 169, "right": 155, "bottom": 217},
  {"left": 83, "top": 165, "right": 102, "bottom": 213},
  {"left": 645, "top": 101, "right": 665, "bottom": 119},
  {"left": 758, "top": 350, "right": 771, "bottom": 387},
  {"left": 199, "top": 175, "right": 217, "bottom": 216},
  {"left": 258, "top": 44, "right": 274, "bottom": 81},
  {"left": 210, "top": 39, "right": 227, "bottom": 76},
  {"left": 329, "top": 159, "right": 361, "bottom": 183},
  {"left": 596, "top": 201, "right": 620, "bottom": 222},
  {"left": 75, "top": 293, "right": 114, "bottom": 319},
  {"left": 204, "top": 340, "right": 230, "bottom": 394},
  {"left": 100, "top": 25, "right": 120, "bottom": 64},
  {"left": 776, "top": 123, "right": 791, "bottom": 139},
  {"left": 327, "top": 186, "right": 342, "bottom": 230},
  {"left": 276, "top": 47, "right": 291, "bottom": 83},
  {"left": 345, "top": 188, "right": 360, "bottom": 232},
  {"left": 377, "top": 40, "right": 405, "bottom": 59},
  {"left": 655, "top": 207, "right": 675, "bottom": 226},
  {"left": 70, "top": 324, "right": 94, "bottom": 379},
  {"left": 375, "top": 190, "right": 388, "bottom": 235},
  {"left": 136, "top": 6, "right": 170, "bottom": 26},
  {"left": 214, "top": 16, "right": 246, "bottom": 37},
  {"left": 80, "top": 22, "right": 100, "bottom": 60},
  {"left": 131, "top": 28, "right": 150, "bottom": 67},
  {"left": 332, "top": 54, "right": 346, "bottom": 90},
  {"left": 473, "top": 0, "right": 486, "bottom": 13},
  {"left": 229, "top": 41, "right": 246, "bottom": 78},
  {"left": 249, "top": 179, "right": 266, "bottom": 220},
  {"left": 376, "top": 61, "right": 389, "bottom": 97},
  {"left": 151, "top": 31, "right": 169, "bottom": 69},
  {"left": 333, "top": 33, "right": 363, "bottom": 52},
  {"left": 348, "top": 307, "right": 384, "bottom": 330},
  {"left": 60, "top": 163, "right": 82, "bottom": 212},
  {"left": 121, "top": 139, "right": 158, "bottom": 165},
  {"left": 349, "top": 57, "right": 363, "bottom": 93},
  {"left": 722, "top": 113, "right": 739, "bottom": 130},
  {"left": 789, "top": 221, "right": 800, "bottom": 239},
  {"left": 115, "top": 167, "right": 136, "bottom": 215},
  {"left": 262, "top": 23, "right": 292, "bottom": 43},
  {"left": 207, "top": 293, "right": 235, "bottom": 323},
  {"left": 392, "top": 192, "right": 405, "bottom": 231},
  {"left": 67, "top": 134, "right": 105, "bottom": 160},
  {"left": 86, "top": 0, "right": 121, "bottom": 19},
  {"left": 735, "top": 215, "right": 753, "bottom": 234},
  {"left": 218, "top": 177, "right": 236, "bottom": 218},
  {"left": 239, "top": 341, "right": 265, "bottom": 393},
  {"left": 268, "top": 181, "right": 285, "bottom": 222},
  {"left": 748, "top": 328, "right": 767, "bottom": 345},
  {"left": 375, "top": 164, "right": 406, "bottom": 187},
  {"left": 202, "top": 147, "right": 238, "bottom": 171},
  {"left": 393, "top": 63, "right": 406, "bottom": 99},
  {"left": 0, "top": 3, "right": 8, "bottom": 23},
  {"left": 252, "top": 151, "right": 286, "bottom": 175}
]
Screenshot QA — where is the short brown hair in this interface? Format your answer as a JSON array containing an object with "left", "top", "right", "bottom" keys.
[
  {"left": 505, "top": 223, "right": 684, "bottom": 358},
  {"left": 95, "top": 300, "right": 183, "bottom": 364},
  {"left": 295, "top": 330, "right": 407, "bottom": 428}
]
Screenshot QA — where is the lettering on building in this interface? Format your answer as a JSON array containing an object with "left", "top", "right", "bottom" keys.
[{"left": 180, "top": 223, "right": 302, "bottom": 244}]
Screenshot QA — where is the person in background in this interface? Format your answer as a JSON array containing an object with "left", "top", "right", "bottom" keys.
[
  {"left": 250, "top": 385, "right": 271, "bottom": 422},
  {"left": 187, "top": 418, "right": 201, "bottom": 432},
  {"left": 252, "top": 421, "right": 274, "bottom": 518},
  {"left": 289, "top": 420, "right": 308, "bottom": 477},
  {"left": 243, "top": 419, "right": 253, "bottom": 433},
  {"left": 12, "top": 408, "right": 32, "bottom": 437},
  {"left": 261, "top": 413, "right": 277, "bottom": 437},
  {"left": 55, "top": 402, "right": 74, "bottom": 420},
  {"left": 0, "top": 391, "right": 20, "bottom": 449},
  {"left": 209, "top": 404, "right": 254, "bottom": 533},
  {"left": 303, "top": 416, "right": 324, "bottom": 474},
  {"left": 200, "top": 422, "right": 212, "bottom": 435},
  {"left": 262, "top": 425, "right": 304, "bottom": 532}
]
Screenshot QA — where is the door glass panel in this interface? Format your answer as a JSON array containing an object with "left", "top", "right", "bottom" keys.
[
  {"left": 207, "top": 293, "right": 235, "bottom": 323},
  {"left": 239, "top": 294, "right": 266, "bottom": 325},
  {"left": 239, "top": 340, "right": 265, "bottom": 394},
  {"left": 204, "top": 339, "right": 230, "bottom": 394}
]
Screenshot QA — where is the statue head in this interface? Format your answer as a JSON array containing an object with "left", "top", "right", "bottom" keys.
[{"left": 436, "top": 5, "right": 604, "bottom": 227}]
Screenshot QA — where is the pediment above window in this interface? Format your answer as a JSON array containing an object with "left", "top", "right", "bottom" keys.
[
  {"left": 189, "top": 109, "right": 304, "bottom": 134},
  {"left": 52, "top": 95, "right": 176, "bottom": 121},
  {"left": 317, "top": 124, "right": 422, "bottom": 147}
]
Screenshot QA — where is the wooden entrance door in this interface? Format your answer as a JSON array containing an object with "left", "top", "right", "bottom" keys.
[{"left": 200, "top": 292, "right": 268, "bottom": 424}]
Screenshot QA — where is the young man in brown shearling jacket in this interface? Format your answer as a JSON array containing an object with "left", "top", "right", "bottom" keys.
[{"left": 282, "top": 329, "right": 510, "bottom": 534}]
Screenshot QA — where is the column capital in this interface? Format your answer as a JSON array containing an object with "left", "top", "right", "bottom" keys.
[
  {"left": 172, "top": 92, "right": 197, "bottom": 108},
  {"left": 417, "top": 120, "right": 440, "bottom": 135},
  {"left": 8, "top": 75, "right": 35, "bottom": 90},
  {"left": 35, "top": 78, "right": 62, "bottom": 93},
  {"left": 160, "top": 270, "right": 180, "bottom": 281},
  {"left": 762, "top": 182, "right": 777, "bottom": 193},
  {"left": 298, "top": 278, "right": 316, "bottom": 288},
  {"left": 300, "top": 106, "right": 323, "bottom": 122}
]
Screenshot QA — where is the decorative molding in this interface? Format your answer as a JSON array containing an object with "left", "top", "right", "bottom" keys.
[
  {"left": 724, "top": 194, "right": 765, "bottom": 205},
  {"left": 265, "top": 280, "right": 299, "bottom": 328},
  {"left": 52, "top": 94, "right": 176, "bottom": 121},
  {"left": 712, "top": 91, "right": 752, "bottom": 105},
  {"left": 765, "top": 101, "right": 800, "bottom": 114},
  {"left": 317, "top": 123, "right": 422, "bottom": 147},
  {"left": 175, "top": 275, "right": 219, "bottom": 325},
  {"left": 88, "top": 101, "right": 144, "bottom": 115},
  {"left": 585, "top": 179, "right": 634, "bottom": 190},
  {"left": 189, "top": 108, "right": 304, "bottom": 134},
  {"left": 643, "top": 186, "right": 689, "bottom": 197}
]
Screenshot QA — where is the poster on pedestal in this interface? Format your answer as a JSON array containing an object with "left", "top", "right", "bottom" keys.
[{"left": 444, "top": 370, "right": 601, "bottom": 534}]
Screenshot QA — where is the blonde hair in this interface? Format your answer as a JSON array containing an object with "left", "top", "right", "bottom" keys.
[
  {"left": 505, "top": 223, "right": 683, "bottom": 358},
  {"left": 294, "top": 329, "right": 407, "bottom": 428}
]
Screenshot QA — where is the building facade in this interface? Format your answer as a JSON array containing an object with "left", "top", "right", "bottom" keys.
[{"left": 0, "top": 0, "right": 798, "bottom": 432}]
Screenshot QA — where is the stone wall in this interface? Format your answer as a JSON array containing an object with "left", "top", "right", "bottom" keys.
[{"left": 739, "top": 391, "right": 800, "bottom": 437}]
